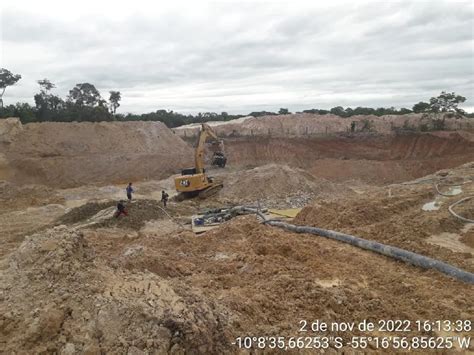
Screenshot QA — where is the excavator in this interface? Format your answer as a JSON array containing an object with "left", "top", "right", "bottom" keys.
[{"left": 174, "top": 123, "right": 227, "bottom": 199}]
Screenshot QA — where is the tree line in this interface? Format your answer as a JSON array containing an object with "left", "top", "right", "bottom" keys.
[{"left": 0, "top": 68, "right": 471, "bottom": 128}]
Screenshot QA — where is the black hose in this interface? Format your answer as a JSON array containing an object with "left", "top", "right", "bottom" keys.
[
  {"left": 267, "top": 220, "right": 474, "bottom": 284},
  {"left": 242, "top": 208, "right": 474, "bottom": 284}
]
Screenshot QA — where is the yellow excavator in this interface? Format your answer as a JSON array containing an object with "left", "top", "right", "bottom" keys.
[{"left": 174, "top": 123, "right": 227, "bottom": 199}]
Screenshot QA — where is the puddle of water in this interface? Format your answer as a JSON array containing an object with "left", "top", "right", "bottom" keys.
[
  {"left": 422, "top": 201, "right": 440, "bottom": 211},
  {"left": 446, "top": 186, "right": 462, "bottom": 196}
]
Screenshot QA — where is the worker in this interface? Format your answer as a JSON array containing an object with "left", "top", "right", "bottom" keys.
[
  {"left": 351, "top": 121, "right": 356, "bottom": 133},
  {"left": 126, "top": 182, "right": 134, "bottom": 201},
  {"left": 116, "top": 200, "right": 128, "bottom": 218},
  {"left": 161, "top": 190, "right": 169, "bottom": 207}
]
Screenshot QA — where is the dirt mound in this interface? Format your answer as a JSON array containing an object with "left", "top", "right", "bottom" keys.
[
  {"left": 0, "top": 226, "right": 233, "bottom": 353},
  {"left": 174, "top": 112, "right": 473, "bottom": 138},
  {"left": 58, "top": 199, "right": 175, "bottom": 230},
  {"left": 294, "top": 171, "right": 474, "bottom": 272},
  {"left": 58, "top": 201, "right": 117, "bottom": 225},
  {"left": 1, "top": 118, "right": 193, "bottom": 187},
  {"left": 0, "top": 117, "right": 23, "bottom": 144},
  {"left": 85, "top": 216, "right": 473, "bottom": 352},
  {"left": 93, "top": 200, "right": 170, "bottom": 230},
  {"left": 213, "top": 164, "right": 355, "bottom": 207}
]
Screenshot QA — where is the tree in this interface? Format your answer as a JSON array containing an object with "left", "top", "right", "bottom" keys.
[
  {"left": 0, "top": 68, "right": 22, "bottom": 108},
  {"left": 109, "top": 91, "right": 121, "bottom": 114},
  {"left": 429, "top": 91, "right": 466, "bottom": 115},
  {"left": 68, "top": 83, "right": 103, "bottom": 107},
  {"left": 330, "top": 106, "right": 346, "bottom": 117},
  {"left": 412, "top": 101, "right": 430, "bottom": 113},
  {"left": 0, "top": 102, "right": 35, "bottom": 123},
  {"left": 37, "top": 78, "right": 55, "bottom": 93},
  {"left": 419, "top": 91, "right": 466, "bottom": 131},
  {"left": 278, "top": 108, "right": 289, "bottom": 115},
  {"left": 34, "top": 79, "right": 64, "bottom": 121},
  {"left": 398, "top": 108, "right": 412, "bottom": 114}
]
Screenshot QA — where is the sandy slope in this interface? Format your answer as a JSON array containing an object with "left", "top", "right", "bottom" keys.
[{"left": 0, "top": 118, "right": 193, "bottom": 187}]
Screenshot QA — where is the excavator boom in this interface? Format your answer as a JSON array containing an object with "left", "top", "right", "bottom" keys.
[
  {"left": 174, "top": 123, "right": 226, "bottom": 199},
  {"left": 195, "top": 123, "right": 220, "bottom": 173}
]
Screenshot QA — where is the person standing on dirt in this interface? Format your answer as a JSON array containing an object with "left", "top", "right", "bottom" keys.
[
  {"left": 351, "top": 121, "right": 356, "bottom": 133},
  {"left": 116, "top": 200, "right": 128, "bottom": 218},
  {"left": 161, "top": 190, "right": 169, "bottom": 207},
  {"left": 126, "top": 182, "right": 134, "bottom": 201}
]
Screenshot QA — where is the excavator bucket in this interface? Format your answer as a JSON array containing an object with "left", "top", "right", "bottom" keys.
[{"left": 211, "top": 152, "right": 227, "bottom": 167}]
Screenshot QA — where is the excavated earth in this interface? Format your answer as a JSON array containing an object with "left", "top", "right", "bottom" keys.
[
  {"left": 0, "top": 118, "right": 193, "bottom": 187},
  {"left": 223, "top": 132, "right": 474, "bottom": 184},
  {"left": 0, "top": 116, "right": 473, "bottom": 353}
]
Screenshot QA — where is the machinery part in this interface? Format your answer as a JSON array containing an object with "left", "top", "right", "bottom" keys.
[
  {"left": 194, "top": 123, "right": 225, "bottom": 174},
  {"left": 174, "top": 123, "right": 227, "bottom": 198},
  {"left": 242, "top": 208, "right": 474, "bottom": 284},
  {"left": 448, "top": 196, "right": 474, "bottom": 223},
  {"left": 211, "top": 152, "right": 227, "bottom": 168},
  {"left": 198, "top": 183, "right": 223, "bottom": 199}
]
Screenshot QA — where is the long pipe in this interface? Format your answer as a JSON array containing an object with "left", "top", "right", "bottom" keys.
[{"left": 242, "top": 208, "right": 474, "bottom": 284}]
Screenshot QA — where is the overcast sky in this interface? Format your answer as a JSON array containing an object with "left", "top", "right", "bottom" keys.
[{"left": 1, "top": 0, "right": 473, "bottom": 114}]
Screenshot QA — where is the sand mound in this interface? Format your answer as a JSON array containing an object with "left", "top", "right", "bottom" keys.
[
  {"left": 58, "top": 199, "right": 176, "bottom": 230},
  {"left": 294, "top": 166, "right": 474, "bottom": 272},
  {"left": 0, "top": 226, "right": 232, "bottom": 353},
  {"left": 1, "top": 119, "right": 193, "bottom": 187},
  {"left": 86, "top": 216, "right": 473, "bottom": 352},
  {"left": 174, "top": 112, "right": 473, "bottom": 138},
  {"left": 215, "top": 164, "right": 354, "bottom": 207}
]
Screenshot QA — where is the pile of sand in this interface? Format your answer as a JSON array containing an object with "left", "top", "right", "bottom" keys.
[
  {"left": 0, "top": 118, "right": 193, "bottom": 187},
  {"left": 215, "top": 164, "right": 354, "bottom": 206},
  {"left": 294, "top": 170, "right": 474, "bottom": 273},
  {"left": 88, "top": 216, "right": 473, "bottom": 351},
  {"left": 0, "top": 226, "right": 232, "bottom": 353},
  {"left": 174, "top": 112, "right": 473, "bottom": 138},
  {"left": 58, "top": 199, "right": 177, "bottom": 230}
]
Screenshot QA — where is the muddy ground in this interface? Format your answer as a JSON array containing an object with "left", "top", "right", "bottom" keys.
[{"left": 0, "top": 123, "right": 473, "bottom": 354}]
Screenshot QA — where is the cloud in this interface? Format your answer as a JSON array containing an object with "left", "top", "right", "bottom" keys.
[{"left": 1, "top": 0, "right": 473, "bottom": 114}]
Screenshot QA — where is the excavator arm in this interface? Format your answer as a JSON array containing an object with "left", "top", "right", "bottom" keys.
[
  {"left": 174, "top": 123, "right": 226, "bottom": 198},
  {"left": 195, "top": 123, "right": 223, "bottom": 173}
]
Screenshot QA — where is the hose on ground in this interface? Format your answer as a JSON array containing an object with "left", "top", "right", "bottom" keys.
[
  {"left": 242, "top": 208, "right": 474, "bottom": 284},
  {"left": 432, "top": 179, "right": 474, "bottom": 223},
  {"left": 156, "top": 205, "right": 185, "bottom": 230},
  {"left": 448, "top": 196, "right": 474, "bottom": 224}
]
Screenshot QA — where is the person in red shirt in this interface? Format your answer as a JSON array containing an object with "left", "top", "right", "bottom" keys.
[{"left": 116, "top": 200, "right": 128, "bottom": 218}]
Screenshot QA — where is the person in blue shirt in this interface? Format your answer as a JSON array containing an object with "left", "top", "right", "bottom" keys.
[{"left": 126, "top": 182, "right": 134, "bottom": 201}]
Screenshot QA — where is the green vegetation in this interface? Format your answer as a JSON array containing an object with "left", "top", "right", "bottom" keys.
[
  {"left": 303, "top": 106, "right": 412, "bottom": 117},
  {"left": 0, "top": 68, "right": 22, "bottom": 109},
  {"left": 0, "top": 67, "right": 472, "bottom": 127}
]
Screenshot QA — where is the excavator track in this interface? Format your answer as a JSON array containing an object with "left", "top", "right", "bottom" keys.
[{"left": 198, "top": 183, "right": 223, "bottom": 199}]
